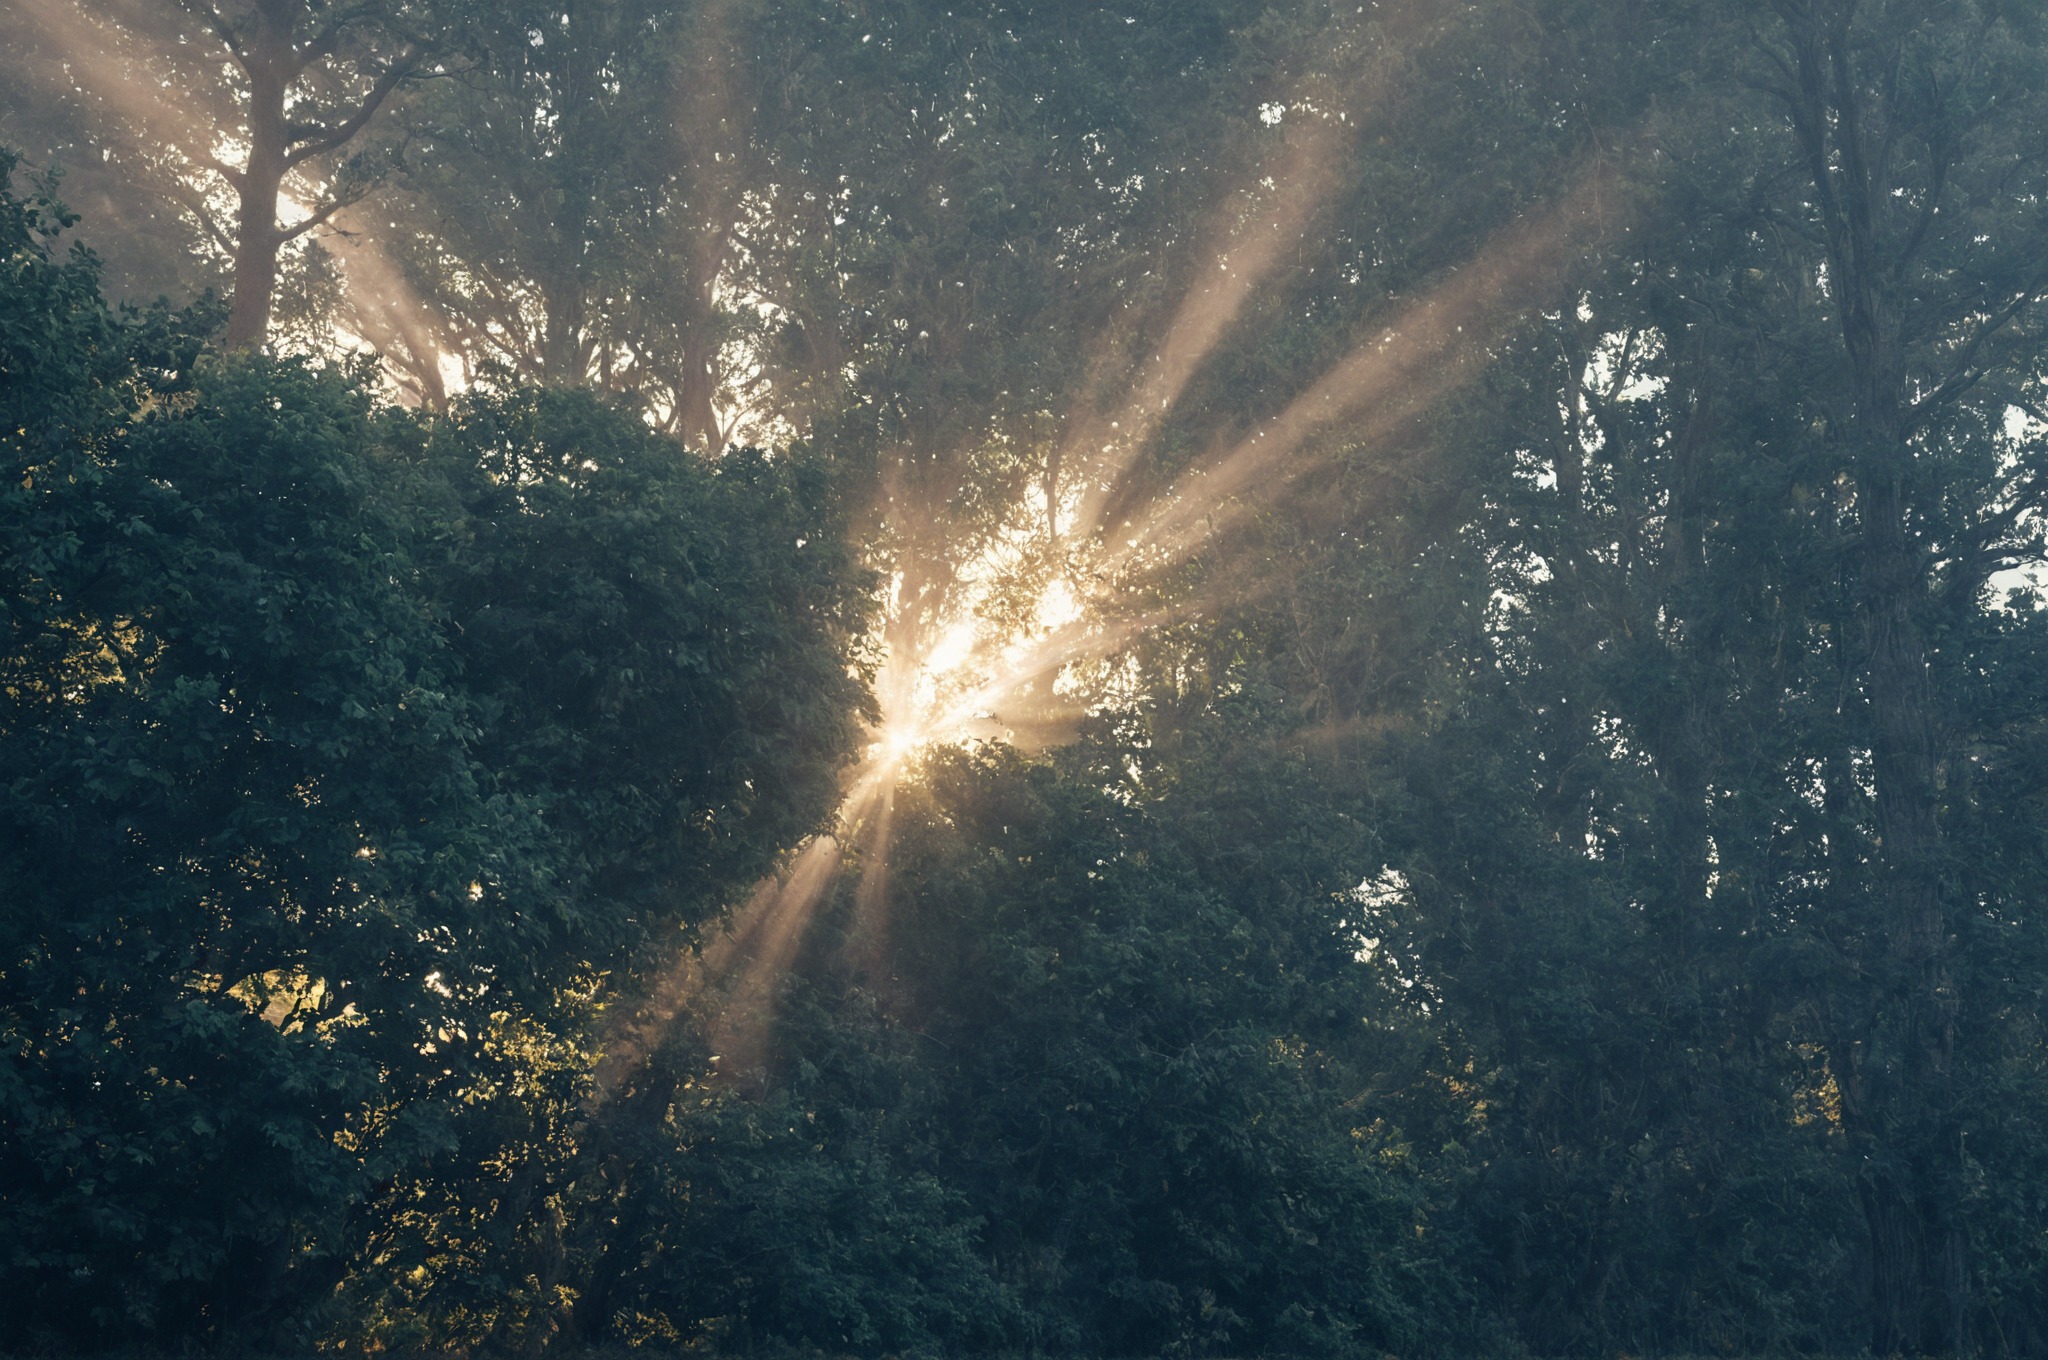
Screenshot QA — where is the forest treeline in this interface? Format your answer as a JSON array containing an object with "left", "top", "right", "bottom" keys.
[{"left": 5, "top": 1, "right": 2048, "bottom": 1357}]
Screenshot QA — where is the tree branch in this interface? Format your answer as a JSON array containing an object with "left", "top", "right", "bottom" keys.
[
  {"left": 199, "top": 1, "right": 247, "bottom": 61},
  {"left": 292, "top": 4, "right": 374, "bottom": 72},
  {"left": 197, "top": 148, "right": 247, "bottom": 188},
  {"left": 159, "top": 180, "right": 238, "bottom": 255},
  {"left": 278, "top": 191, "right": 356, "bottom": 242},
  {"left": 283, "top": 50, "right": 417, "bottom": 168},
  {"left": 1890, "top": 151, "right": 1949, "bottom": 276},
  {"left": 1906, "top": 286, "right": 2047, "bottom": 428}
]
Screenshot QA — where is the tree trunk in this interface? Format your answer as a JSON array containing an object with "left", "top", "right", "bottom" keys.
[
  {"left": 1851, "top": 382, "right": 1966, "bottom": 1360},
  {"left": 674, "top": 233, "right": 732, "bottom": 450},
  {"left": 1776, "top": 5, "right": 1968, "bottom": 1349},
  {"left": 223, "top": 3, "right": 296, "bottom": 350}
]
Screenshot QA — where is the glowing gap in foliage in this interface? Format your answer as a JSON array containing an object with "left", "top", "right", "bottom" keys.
[{"left": 617, "top": 140, "right": 1628, "bottom": 1096}]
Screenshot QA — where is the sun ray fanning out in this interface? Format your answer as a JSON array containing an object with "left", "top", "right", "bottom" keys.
[
  {"left": 609, "top": 123, "right": 1630, "bottom": 1109},
  {"left": 1098, "top": 157, "right": 1625, "bottom": 575}
]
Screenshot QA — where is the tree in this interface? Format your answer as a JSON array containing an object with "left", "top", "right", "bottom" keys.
[
  {"left": 1333, "top": 1, "right": 2048, "bottom": 1351},
  {"left": 0, "top": 161, "right": 871, "bottom": 1347},
  {"left": 351, "top": 0, "right": 711, "bottom": 416},
  {"left": 1751, "top": 3, "right": 2048, "bottom": 1349},
  {"left": 187, "top": 0, "right": 474, "bottom": 347},
  {"left": 596, "top": 725, "right": 1452, "bottom": 1359},
  {"left": 0, "top": 1, "right": 481, "bottom": 349}
]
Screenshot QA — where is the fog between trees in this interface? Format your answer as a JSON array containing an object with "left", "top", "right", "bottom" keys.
[{"left": 4, "top": 2, "right": 2048, "bottom": 1356}]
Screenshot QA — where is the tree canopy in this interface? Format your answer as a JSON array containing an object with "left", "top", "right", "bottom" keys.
[{"left": 5, "top": 1, "right": 2048, "bottom": 1356}]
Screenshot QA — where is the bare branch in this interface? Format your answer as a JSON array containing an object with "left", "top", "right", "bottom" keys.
[
  {"left": 1907, "top": 285, "right": 2048, "bottom": 427},
  {"left": 197, "top": 148, "right": 246, "bottom": 188},
  {"left": 283, "top": 49, "right": 418, "bottom": 168},
  {"left": 158, "top": 181, "right": 237, "bottom": 255},
  {"left": 278, "top": 192, "right": 356, "bottom": 242}
]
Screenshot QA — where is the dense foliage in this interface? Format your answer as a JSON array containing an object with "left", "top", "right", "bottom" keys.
[
  {"left": 1, "top": 156, "right": 870, "bottom": 1347},
  {"left": 6, "top": 0, "right": 2048, "bottom": 1357}
]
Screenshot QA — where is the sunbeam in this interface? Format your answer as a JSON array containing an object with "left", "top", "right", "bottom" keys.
[
  {"left": 603, "top": 79, "right": 1630, "bottom": 1111},
  {"left": 10, "top": 1, "right": 458, "bottom": 390},
  {"left": 1055, "top": 107, "right": 1354, "bottom": 540},
  {"left": 1059, "top": 0, "right": 1455, "bottom": 542},
  {"left": 326, "top": 205, "right": 464, "bottom": 405},
  {"left": 1100, "top": 157, "right": 1625, "bottom": 573},
  {"left": 7, "top": 3, "right": 209, "bottom": 156},
  {"left": 640, "top": 152, "right": 1628, "bottom": 1102},
  {"left": 11, "top": 1, "right": 2029, "bottom": 1345},
  {"left": 699, "top": 834, "right": 847, "bottom": 1086}
]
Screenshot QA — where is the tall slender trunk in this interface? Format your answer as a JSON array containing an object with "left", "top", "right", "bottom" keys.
[
  {"left": 224, "top": 7, "right": 295, "bottom": 349},
  {"left": 1848, "top": 321, "right": 1964, "bottom": 1360},
  {"left": 676, "top": 342, "right": 722, "bottom": 451},
  {"left": 675, "top": 216, "right": 736, "bottom": 450},
  {"left": 1776, "top": 5, "right": 1967, "bottom": 1349}
]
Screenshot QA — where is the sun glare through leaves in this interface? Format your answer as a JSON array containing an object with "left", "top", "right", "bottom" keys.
[{"left": 672, "top": 145, "right": 1630, "bottom": 1096}]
